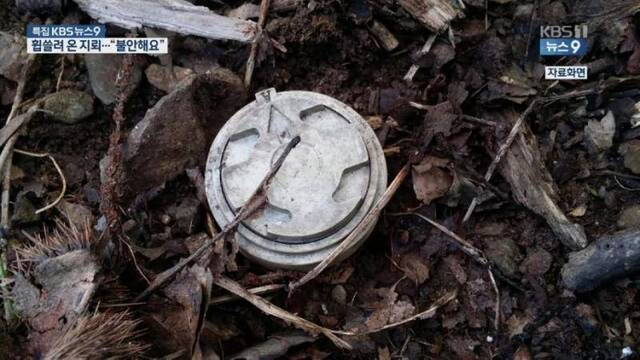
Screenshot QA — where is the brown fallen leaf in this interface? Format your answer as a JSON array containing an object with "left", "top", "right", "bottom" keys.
[
  {"left": 412, "top": 155, "right": 453, "bottom": 204},
  {"left": 399, "top": 251, "right": 430, "bottom": 285}
]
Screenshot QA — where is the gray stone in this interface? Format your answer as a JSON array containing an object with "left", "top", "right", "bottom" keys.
[
  {"left": 145, "top": 63, "right": 194, "bottom": 93},
  {"left": 85, "top": 54, "right": 142, "bottom": 105},
  {"left": 56, "top": 200, "right": 95, "bottom": 227},
  {"left": 617, "top": 205, "right": 640, "bottom": 229},
  {"left": 42, "top": 90, "right": 94, "bottom": 124},
  {"left": 331, "top": 285, "right": 347, "bottom": 305},
  {"left": 121, "top": 69, "right": 245, "bottom": 199}
]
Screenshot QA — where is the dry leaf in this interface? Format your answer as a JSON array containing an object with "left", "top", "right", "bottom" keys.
[
  {"left": 399, "top": 251, "right": 430, "bottom": 284},
  {"left": 569, "top": 205, "right": 587, "bottom": 217},
  {"left": 412, "top": 156, "right": 452, "bottom": 204}
]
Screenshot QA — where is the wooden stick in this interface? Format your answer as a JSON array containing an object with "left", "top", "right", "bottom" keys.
[
  {"left": 404, "top": 33, "right": 437, "bottom": 82},
  {"left": 462, "top": 88, "right": 600, "bottom": 223},
  {"left": 244, "top": 0, "right": 271, "bottom": 87},
  {"left": 135, "top": 136, "right": 300, "bottom": 301},
  {"left": 288, "top": 163, "right": 411, "bottom": 293},
  {"left": 72, "top": 0, "right": 257, "bottom": 42},
  {"left": 209, "top": 284, "right": 284, "bottom": 305},
  {"left": 214, "top": 275, "right": 352, "bottom": 349}
]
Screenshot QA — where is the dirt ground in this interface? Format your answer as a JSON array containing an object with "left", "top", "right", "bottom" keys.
[{"left": 1, "top": 0, "right": 640, "bottom": 359}]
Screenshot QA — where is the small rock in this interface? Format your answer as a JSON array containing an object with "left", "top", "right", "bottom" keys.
[
  {"left": 42, "top": 90, "right": 94, "bottom": 124},
  {"left": 617, "top": 205, "right": 640, "bottom": 229},
  {"left": 159, "top": 214, "right": 172, "bottom": 225},
  {"left": 120, "top": 69, "right": 246, "bottom": 199},
  {"left": 11, "top": 192, "right": 40, "bottom": 225},
  {"left": 331, "top": 285, "right": 347, "bottom": 305},
  {"left": 519, "top": 248, "right": 552, "bottom": 276},
  {"left": 95, "top": 215, "right": 107, "bottom": 232},
  {"left": 619, "top": 140, "right": 640, "bottom": 174},
  {"left": 56, "top": 200, "right": 94, "bottom": 227},
  {"left": 584, "top": 111, "right": 615, "bottom": 153},
  {"left": 85, "top": 54, "right": 142, "bottom": 105},
  {"left": 0, "top": 31, "right": 27, "bottom": 82},
  {"left": 484, "top": 237, "right": 522, "bottom": 278},
  {"left": 145, "top": 64, "right": 194, "bottom": 93}
]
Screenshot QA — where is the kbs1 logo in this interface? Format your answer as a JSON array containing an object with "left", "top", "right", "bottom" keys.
[{"left": 539, "top": 24, "right": 588, "bottom": 57}]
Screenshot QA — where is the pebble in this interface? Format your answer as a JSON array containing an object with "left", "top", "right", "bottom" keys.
[
  {"left": 42, "top": 90, "right": 94, "bottom": 124},
  {"left": 85, "top": 54, "right": 142, "bottom": 105},
  {"left": 331, "top": 285, "right": 347, "bottom": 305},
  {"left": 617, "top": 205, "right": 640, "bottom": 229},
  {"left": 56, "top": 200, "right": 94, "bottom": 227},
  {"left": 145, "top": 64, "right": 194, "bottom": 93}
]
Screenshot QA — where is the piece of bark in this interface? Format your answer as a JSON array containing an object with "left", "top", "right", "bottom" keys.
[
  {"left": 562, "top": 229, "right": 640, "bottom": 292},
  {"left": 494, "top": 110, "right": 588, "bottom": 250},
  {"left": 72, "top": 0, "right": 257, "bottom": 42},
  {"left": 369, "top": 20, "right": 399, "bottom": 51},
  {"left": 398, "top": 0, "right": 463, "bottom": 32}
]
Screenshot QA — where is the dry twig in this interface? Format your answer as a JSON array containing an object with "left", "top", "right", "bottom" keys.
[
  {"left": 334, "top": 289, "right": 458, "bottom": 335},
  {"left": 12, "top": 148, "right": 66, "bottom": 214},
  {"left": 214, "top": 275, "right": 352, "bottom": 349},
  {"left": 404, "top": 33, "right": 437, "bottom": 82},
  {"left": 135, "top": 136, "right": 300, "bottom": 301},
  {"left": 462, "top": 88, "right": 600, "bottom": 223},
  {"left": 209, "top": 284, "right": 285, "bottom": 306},
  {"left": 244, "top": 0, "right": 271, "bottom": 87},
  {"left": 288, "top": 163, "right": 411, "bottom": 294}
]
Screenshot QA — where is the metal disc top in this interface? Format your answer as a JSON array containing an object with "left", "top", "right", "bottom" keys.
[{"left": 206, "top": 89, "right": 387, "bottom": 268}]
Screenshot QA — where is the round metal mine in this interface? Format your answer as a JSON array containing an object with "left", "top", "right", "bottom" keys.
[{"left": 205, "top": 88, "right": 387, "bottom": 269}]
